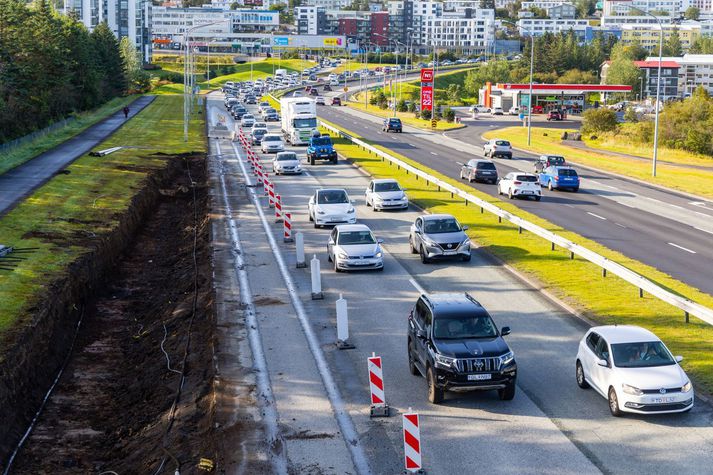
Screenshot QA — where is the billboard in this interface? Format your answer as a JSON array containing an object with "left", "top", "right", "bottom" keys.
[
  {"left": 271, "top": 35, "right": 346, "bottom": 49},
  {"left": 420, "top": 68, "right": 434, "bottom": 83},
  {"left": 421, "top": 86, "right": 433, "bottom": 111}
]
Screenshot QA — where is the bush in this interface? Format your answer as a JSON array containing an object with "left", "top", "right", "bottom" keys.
[
  {"left": 443, "top": 107, "right": 456, "bottom": 123},
  {"left": 582, "top": 108, "right": 618, "bottom": 134},
  {"left": 420, "top": 108, "right": 432, "bottom": 120},
  {"left": 407, "top": 101, "right": 416, "bottom": 113},
  {"left": 623, "top": 106, "right": 639, "bottom": 123},
  {"left": 396, "top": 99, "right": 408, "bottom": 113}
]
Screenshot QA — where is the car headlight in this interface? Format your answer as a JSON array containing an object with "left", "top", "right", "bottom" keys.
[
  {"left": 622, "top": 384, "right": 643, "bottom": 396},
  {"left": 459, "top": 238, "right": 471, "bottom": 249},
  {"left": 422, "top": 236, "right": 437, "bottom": 247},
  {"left": 434, "top": 354, "right": 457, "bottom": 369},
  {"left": 373, "top": 195, "right": 384, "bottom": 202},
  {"left": 682, "top": 381, "right": 692, "bottom": 392},
  {"left": 500, "top": 351, "right": 515, "bottom": 366},
  {"left": 347, "top": 207, "right": 355, "bottom": 213},
  {"left": 316, "top": 209, "right": 325, "bottom": 215},
  {"left": 337, "top": 252, "right": 349, "bottom": 259},
  {"left": 375, "top": 251, "right": 383, "bottom": 258}
]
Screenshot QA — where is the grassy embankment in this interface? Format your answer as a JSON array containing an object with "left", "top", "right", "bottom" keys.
[
  {"left": 0, "top": 95, "right": 204, "bottom": 336},
  {"left": 0, "top": 96, "right": 137, "bottom": 175},
  {"left": 320, "top": 117, "right": 713, "bottom": 392},
  {"left": 484, "top": 127, "right": 713, "bottom": 199},
  {"left": 152, "top": 59, "right": 316, "bottom": 95}
]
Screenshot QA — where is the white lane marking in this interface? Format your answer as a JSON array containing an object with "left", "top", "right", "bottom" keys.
[
  {"left": 690, "top": 201, "right": 710, "bottom": 208},
  {"left": 563, "top": 204, "right": 575, "bottom": 208},
  {"left": 694, "top": 226, "right": 713, "bottom": 235},
  {"left": 641, "top": 196, "right": 663, "bottom": 204},
  {"left": 408, "top": 143, "right": 416, "bottom": 147},
  {"left": 694, "top": 211, "right": 711, "bottom": 217},
  {"left": 668, "top": 242, "right": 697, "bottom": 254},
  {"left": 351, "top": 121, "right": 358, "bottom": 125},
  {"left": 615, "top": 222, "right": 627, "bottom": 228},
  {"left": 377, "top": 131, "right": 383, "bottom": 135},
  {"left": 430, "top": 152, "right": 438, "bottom": 156},
  {"left": 303, "top": 171, "right": 313, "bottom": 177},
  {"left": 409, "top": 278, "right": 426, "bottom": 295},
  {"left": 615, "top": 200, "right": 636, "bottom": 208},
  {"left": 667, "top": 203, "right": 684, "bottom": 210},
  {"left": 587, "top": 212, "right": 607, "bottom": 220}
]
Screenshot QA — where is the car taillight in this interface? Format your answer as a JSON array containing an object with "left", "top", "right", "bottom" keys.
[
  {"left": 513, "top": 181, "right": 522, "bottom": 185},
  {"left": 554, "top": 176, "right": 560, "bottom": 181}
]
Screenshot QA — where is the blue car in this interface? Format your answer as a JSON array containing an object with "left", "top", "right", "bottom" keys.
[{"left": 539, "top": 166, "right": 580, "bottom": 192}]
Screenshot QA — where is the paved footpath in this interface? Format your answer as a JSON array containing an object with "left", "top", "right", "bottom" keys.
[{"left": 0, "top": 95, "right": 155, "bottom": 216}]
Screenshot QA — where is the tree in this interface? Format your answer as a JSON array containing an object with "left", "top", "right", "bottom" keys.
[
  {"left": 92, "top": 21, "right": 126, "bottom": 99},
  {"left": 581, "top": 108, "right": 618, "bottom": 134},
  {"left": 120, "top": 36, "right": 150, "bottom": 93},
  {"left": 529, "top": 6, "right": 548, "bottom": 18},
  {"left": 684, "top": 6, "right": 700, "bottom": 19},
  {"left": 446, "top": 83, "right": 463, "bottom": 104},
  {"left": 480, "top": 0, "right": 495, "bottom": 9},
  {"left": 463, "top": 61, "right": 512, "bottom": 96},
  {"left": 230, "top": 1, "right": 239, "bottom": 9},
  {"left": 690, "top": 36, "right": 713, "bottom": 54},
  {"left": 663, "top": 28, "right": 683, "bottom": 57},
  {"left": 605, "top": 43, "right": 643, "bottom": 96},
  {"left": 557, "top": 69, "right": 597, "bottom": 84},
  {"left": 574, "top": 0, "right": 596, "bottom": 18}
]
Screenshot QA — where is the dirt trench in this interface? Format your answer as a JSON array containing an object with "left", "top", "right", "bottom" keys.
[{"left": 6, "top": 155, "right": 218, "bottom": 474}]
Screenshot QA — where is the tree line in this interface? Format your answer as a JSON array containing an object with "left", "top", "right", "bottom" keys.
[{"left": 0, "top": 0, "right": 127, "bottom": 143}]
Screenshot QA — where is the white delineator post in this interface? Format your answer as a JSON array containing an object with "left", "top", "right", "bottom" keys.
[
  {"left": 368, "top": 353, "right": 390, "bottom": 417},
  {"left": 295, "top": 232, "right": 306, "bottom": 268},
  {"left": 402, "top": 409, "right": 423, "bottom": 473},
  {"left": 310, "top": 255, "right": 323, "bottom": 300},
  {"left": 283, "top": 212, "right": 293, "bottom": 243},
  {"left": 335, "top": 293, "right": 354, "bottom": 349}
]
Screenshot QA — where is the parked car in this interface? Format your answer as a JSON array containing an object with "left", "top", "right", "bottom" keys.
[
  {"left": 497, "top": 172, "right": 541, "bottom": 200},
  {"left": 332, "top": 97, "right": 342, "bottom": 106},
  {"left": 508, "top": 106, "right": 520, "bottom": 115},
  {"left": 308, "top": 188, "right": 356, "bottom": 228},
  {"left": 261, "top": 134, "right": 285, "bottom": 153},
  {"left": 365, "top": 179, "right": 408, "bottom": 211},
  {"left": 539, "top": 166, "right": 580, "bottom": 192},
  {"left": 316, "top": 96, "right": 326, "bottom": 106},
  {"left": 534, "top": 155, "right": 566, "bottom": 174},
  {"left": 327, "top": 224, "right": 384, "bottom": 272},
  {"left": 383, "top": 117, "right": 403, "bottom": 133},
  {"left": 470, "top": 104, "right": 490, "bottom": 114},
  {"left": 483, "top": 139, "right": 513, "bottom": 159},
  {"left": 490, "top": 107, "right": 504, "bottom": 116},
  {"left": 408, "top": 214, "right": 471, "bottom": 263},
  {"left": 459, "top": 159, "right": 498, "bottom": 184},
  {"left": 547, "top": 110, "right": 563, "bottom": 121},
  {"left": 272, "top": 151, "right": 302, "bottom": 175},
  {"left": 407, "top": 292, "right": 516, "bottom": 403},
  {"left": 576, "top": 325, "right": 693, "bottom": 416},
  {"left": 250, "top": 127, "right": 268, "bottom": 145}
]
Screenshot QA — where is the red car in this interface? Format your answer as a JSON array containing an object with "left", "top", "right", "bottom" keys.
[
  {"left": 331, "top": 97, "right": 342, "bottom": 106},
  {"left": 532, "top": 105, "right": 544, "bottom": 114},
  {"left": 547, "top": 110, "right": 563, "bottom": 121}
]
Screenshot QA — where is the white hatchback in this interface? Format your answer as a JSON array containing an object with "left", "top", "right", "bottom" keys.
[
  {"left": 272, "top": 151, "right": 302, "bottom": 175},
  {"left": 261, "top": 134, "right": 285, "bottom": 153},
  {"left": 576, "top": 325, "right": 693, "bottom": 416},
  {"left": 497, "top": 172, "right": 541, "bottom": 201},
  {"left": 327, "top": 224, "right": 384, "bottom": 272},
  {"left": 365, "top": 179, "right": 408, "bottom": 211}
]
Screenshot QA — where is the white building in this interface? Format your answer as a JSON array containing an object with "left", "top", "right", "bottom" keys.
[
  {"left": 62, "top": 0, "right": 153, "bottom": 62},
  {"left": 517, "top": 18, "right": 589, "bottom": 35},
  {"left": 521, "top": 1, "right": 577, "bottom": 18},
  {"left": 602, "top": 0, "right": 687, "bottom": 17},
  {"left": 652, "top": 54, "right": 713, "bottom": 95},
  {"left": 152, "top": 7, "right": 279, "bottom": 43},
  {"left": 421, "top": 15, "right": 495, "bottom": 54}
]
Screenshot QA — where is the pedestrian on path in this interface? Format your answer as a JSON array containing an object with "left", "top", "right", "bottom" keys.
[{"left": 123, "top": 106, "right": 130, "bottom": 119}]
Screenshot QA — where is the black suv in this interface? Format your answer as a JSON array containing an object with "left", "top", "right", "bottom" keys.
[
  {"left": 407, "top": 292, "right": 516, "bottom": 403},
  {"left": 383, "top": 118, "right": 403, "bottom": 133}
]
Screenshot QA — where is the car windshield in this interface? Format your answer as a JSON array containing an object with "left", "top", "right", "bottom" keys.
[
  {"left": 243, "top": 115, "right": 254, "bottom": 120},
  {"left": 548, "top": 156, "right": 566, "bottom": 165},
  {"left": 495, "top": 140, "right": 510, "bottom": 146},
  {"left": 476, "top": 162, "right": 496, "bottom": 170},
  {"left": 558, "top": 168, "right": 578, "bottom": 177},
  {"left": 338, "top": 230, "right": 376, "bottom": 245},
  {"left": 516, "top": 175, "right": 537, "bottom": 182},
  {"left": 276, "top": 153, "right": 297, "bottom": 161},
  {"left": 253, "top": 129, "right": 267, "bottom": 136},
  {"left": 263, "top": 135, "right": 281, "bottom": 142},
  {"left": 312, "top": 137, "right": 332, "bottom": 146},
  {"left": 374, "top": 182, "right": 400, "bottom": 192},
  {"left": 318, "top": 190, "right": 349, "bottom": 204},
  {"left": 611, "top": 341, "right": 676, "bottom": 368},
  {"left": 294, "top": 118, "right": 317, "bottom": 128},
  {"left": 433, "top": 314, "right": 498, "bottom": 339},
  {"left": 423, "top": 218, "right": 460, "bottom": 234}
]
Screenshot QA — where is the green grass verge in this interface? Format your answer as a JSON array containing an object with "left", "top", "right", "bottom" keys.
[
  {"left": 484, "top": 126, "right": 713, "bottom": 199},
  {"left": 0, "top": 95, "right": 204, "bottom": 338},
  {"left": 321, "top": 118, "right": 713, "bottom": 392},
  {"left": 346, "top": 98, "right": 465, "bottom": 131},
  {"left": 0, "top": 96, "right": 137, "bottom": 175}
]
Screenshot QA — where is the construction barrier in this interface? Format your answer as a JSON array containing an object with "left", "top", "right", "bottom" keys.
[
  {"left": 368, "top": 354, "right": 389, "bottom": 417},
  {"left": 275, "top": 194, "right": 283, "bottom": 223},
  {"left": 283, "top": 212, "right": 293, "bottom": 243},
  {"left": 402, "top": 410, "right": 423, "bottom": 473}
]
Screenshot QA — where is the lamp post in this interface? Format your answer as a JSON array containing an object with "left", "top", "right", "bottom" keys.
[{"left": 613, "top": 2, "right": 663, "bottom": 177}]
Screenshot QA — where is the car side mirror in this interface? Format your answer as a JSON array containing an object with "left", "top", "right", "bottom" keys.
[
  {"left": 501, "top": 326, "right": 511, "bottom": 336},
  {"left": 414, "top": 228, "right": 422, "bottom": 234},
  {"left": 676, "top": 355, "right": 684, "bottom": 363},
  {"left": 350, "top": 199, "right": 356, "bottom": 204},
  {"left": 416, "top": 330, "right": 426, "bottom": 340},
  {"left": 377, "top": 238, "right": 384, "bottom": 244},
  {"left": 597, "top": 359, "right": 609, "bottom": 367},
  {"left": 462, "top": 225, "right": 469, "bottom": 231},
  {"left": 328, "top": 238, "right": 334, "bottom": 245}
]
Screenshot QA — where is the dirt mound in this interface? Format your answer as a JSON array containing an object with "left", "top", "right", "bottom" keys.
[{"left": 8, "top": 155, "right": 217, "bottom": 474}]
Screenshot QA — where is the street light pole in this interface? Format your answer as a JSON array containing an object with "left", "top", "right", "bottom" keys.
[{"left": 527, "top": 32, "right": 534, "bottom": 146}]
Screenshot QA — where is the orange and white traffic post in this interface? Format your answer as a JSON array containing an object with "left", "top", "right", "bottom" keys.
[
  {"left": 368, "top": 353, "right": 390, "bottom": 417},
  {"left": 402, "top": 409, "right": 423, "bottom": 473},
  {"left": 283, "top": 212, "right": 293, "bottom": 243},
  {"left": 274, "top": 194, "right": 283, "bottom": 222},
  {"left": 268, "top": 181, "right": 276, "bottom": 207}
]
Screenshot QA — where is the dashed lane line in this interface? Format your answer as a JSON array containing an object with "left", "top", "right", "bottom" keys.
[
  {"left": 409, "top": 278, "right": 426, "bottom": 295},
  {"left": 668, "top": 242, "right": 697, "bottom": 254},
  {"left": 587, "top": 212, "right": 607, "bottom": 220}
]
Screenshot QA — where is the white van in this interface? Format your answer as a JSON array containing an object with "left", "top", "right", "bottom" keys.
[{"left": 275, "top": 68, "right": 287, "bottom": 79}]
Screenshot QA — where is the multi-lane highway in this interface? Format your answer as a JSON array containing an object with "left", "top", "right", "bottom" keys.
[
  {"left": 314, "top": 98, "right": 713, "bottom": 295},
  {"left": 208, "top": 91, "right": 713, "bottom": 474}
]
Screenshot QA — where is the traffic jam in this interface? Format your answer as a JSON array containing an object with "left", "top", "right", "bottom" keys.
[{"left": 211, "top": 74, "right": 701, "bottom": 474}]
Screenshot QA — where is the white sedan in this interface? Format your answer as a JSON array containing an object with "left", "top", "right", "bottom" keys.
[
  {"left": 316, "top": 96, "right": 326, "bottom": 106},
  {"left": 490, "top": 107, "right": 504, "bottom": 115},
  {"left": 327, "top": 224, "right": 384, "bottom": 272},
  {"left": 240, "top": 114, "right": 255, "bottom": 128},
  {"left": 308, "top": 188, "right": 356, "bottom": 228},
  {"left": 272, "top": 151, "right": 302, "bottom": 175},
  {"left": 576, "top": 325, "right": 693, "bottom": 416},
  {"left": 261, "top": 134, "right": 285, "bottom": 153},
  {"left": 365, "top": 179, "right": 408, "bottom": 211},
  {"left": 497, "top": 172, "right": 541, "bottom": 201}
]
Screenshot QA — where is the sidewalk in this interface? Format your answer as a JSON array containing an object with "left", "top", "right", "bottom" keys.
[{"left": 0, "top": 96, "right": 155, "bottom": 216}]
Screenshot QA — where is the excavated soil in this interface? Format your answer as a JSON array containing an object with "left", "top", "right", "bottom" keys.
[{"left": 8, "top": 155, "right": 218, "bottom": 474}]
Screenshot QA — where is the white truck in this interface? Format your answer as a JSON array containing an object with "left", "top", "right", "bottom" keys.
[
  {"left": 274, "top": 68, "right": 287, "bottom": 80},
  {"left": 280, "top": 97, "right": 318, "bottom": 145}
]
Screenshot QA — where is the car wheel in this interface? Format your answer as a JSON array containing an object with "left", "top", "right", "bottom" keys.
[
  {"left": 310, "top": 156, "right": 315, "bottom": 165},
  {"left": 572, "top": 187, "right": 579, "bottom": 193},
  {"left": 498, "top": 186, "right": 503, "bottom": 195},
  {"left": 420, "top": 246, "right": 430, "bottom": 264},
  {"left": 427, "top": 367, "right": 444, "bottom": 404},
  {"left": 508, "top": 189, "right": 514, "bottom": 199},
  {"left": 548, "top": 181, "right": 554, "bottom": 191},
  {"left": 408, "top": 341, "right": 419, "bottom": 375},
  {"left": 409, "top": 237, "right": 417, "bottom": 254},
  {"left": 535, "top": 196, "right": 541, "bottom": 201},
  {"left": 468, "top": 174, "right": 474, "bottom": 183},
  {"left": 608, "top": 387, "right": 622, "bottom": 417},
  {"left": 334, "top": 258, "right": 341, "bottom": 273},
  {"left": 576, "top": 361, "right": 590, "bottom": 389},
  {"left": 332, "top": 157, "right": 338, "bottom": 164},
  {"left": 460, "top": 171, "right": 464, "bottom": 180},
  {"left": 327, "top": 252, "right": 332, "bottom": 263},
  {"left": 498, "top": 381, "right": 516, "bottom": 401},
  {"left": 308, "top": 211, "right": 313, "bottom": 222}
]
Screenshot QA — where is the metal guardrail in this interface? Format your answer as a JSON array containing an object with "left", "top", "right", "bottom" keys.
[{"left": 319, "top": 120, "right": 713, "bottom": 327}]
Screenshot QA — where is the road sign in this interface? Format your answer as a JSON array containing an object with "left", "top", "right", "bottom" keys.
[
  {"left": 431, "top": 119, "right": 437, "bottom": 128},
  {"left": 420, "top": 86, "right": 433, "bottom": 111},
  {"left": 343, "top": 86, "right": 348, "bottom": 92},
  {"left": 420, "top": 68, "right": 434, "bottom": 83}
]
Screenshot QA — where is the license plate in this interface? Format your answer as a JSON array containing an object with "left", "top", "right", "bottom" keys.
[
  {"left": 468, "top": 374, "right": 492, "bottom": 381},
  {"left": 352, "top": 261, "right": 370, "bottom": 266},
  {"left": 653, "top": 396, "right": 676, "bottom": 403},
  {"left": 521, "top": 190, "right": 532, "bottom": 194},
  {"left": 443, "top": 251, "right": 457, "bottom": 256}
]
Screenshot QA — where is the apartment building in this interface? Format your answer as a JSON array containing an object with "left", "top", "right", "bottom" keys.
[
  {"left": 602, "top": 0, "right": 687, "bottom": 17},
  {"left": 521, "top": 1, "right": 577, "bottom": 19},
  {"left": 657, "top": 54, "right": 713, "bottom": 95},
  {"left": 517, "top": 18, "right": 590, "bottom": 36},
  {"left": 620, "top": 23, "right": 702, "bottom": 51},
  {"left": 420, "top": 15, "right": 495, "bottom": 54}
]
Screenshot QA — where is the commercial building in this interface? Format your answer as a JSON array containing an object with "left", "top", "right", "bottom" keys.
[
  {"left": 479, "top": 82, "right": 633, "bottom": 112},
  {"left": 517, "top": 18, "right": 590, "bottom": 36},
  {"left": 521, "top": 1, "right": 577, "bottom": 19},
  {"left": 602, "top": 0, "right": 687, "bottom": 18}
]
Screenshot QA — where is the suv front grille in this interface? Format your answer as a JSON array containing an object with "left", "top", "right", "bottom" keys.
[
  {"left": 455, "top": 357, "right": 502, "bottom": 373},
  {"left": 438, "top": 242, "right": 461, "bottom": 251}
]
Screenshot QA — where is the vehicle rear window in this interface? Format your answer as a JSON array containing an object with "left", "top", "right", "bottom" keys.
[
  {"left": 549, "top": 156, "right": 566, "bottom": 165},
  {"left": 389, "top": 119, "right": 401, "bottom": 124},
  {"left": 476, "top": 162, "right": 496, "bottom": 170},
  {"left": 263, "top": 135, "right": 281, "bottom": 142},
  {"left": 495, "top": 141, "right": 510, "bottom": 146},
  {"left": 516, "top": 175, "right": 537, "bottom": 182},
  {"left": 558, "top": 168, "right": 578, "bottom": 177}
]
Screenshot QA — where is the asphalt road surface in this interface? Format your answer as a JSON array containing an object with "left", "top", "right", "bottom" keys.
[
  {"left": 315, "top": 101, "right": 713, "bottom": 296},
  {"left": 208, "top": 91, "right": 713, "bottom": 474},
  {"left": 0, "top": 96, "right": 154, "bottom": 216}
]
